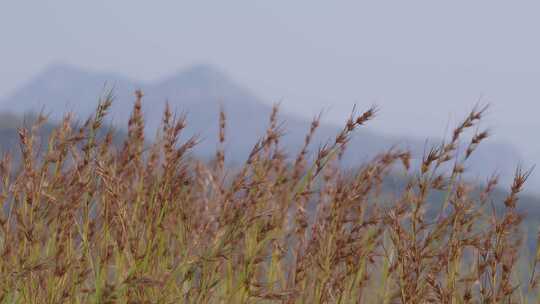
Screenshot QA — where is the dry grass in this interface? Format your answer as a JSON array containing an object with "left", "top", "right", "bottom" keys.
[{"left": 0, "top": 90, "right": 538, "bottom": 303}]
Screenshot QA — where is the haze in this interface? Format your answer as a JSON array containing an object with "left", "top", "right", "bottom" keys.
[{"left": 2, "top": 1, "right": 540, "bottom": 171}]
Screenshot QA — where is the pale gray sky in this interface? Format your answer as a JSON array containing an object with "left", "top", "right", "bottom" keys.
[{"left": 2, "top": 1, "right": 540, "bottom": 164}]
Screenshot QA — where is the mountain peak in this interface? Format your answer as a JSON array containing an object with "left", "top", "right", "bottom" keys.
[
  {"left": 29, "top": 63, "right": 91, "bottom": 86},
  {"left": 40, "top": 62, "right": 87, "bottom": 76},
  {"left": 183, "top": 64, "right": 227, "bottom": 79},
  {"left": 34, "top": 63, "right": 138, "bottom": 89},
  {"left": 156, "top": 64, "right": 232, "bottom": 89}
]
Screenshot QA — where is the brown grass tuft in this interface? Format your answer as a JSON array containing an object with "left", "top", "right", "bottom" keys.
[{"left": 0, "top": 95, "right": 536, "bottom": 303}]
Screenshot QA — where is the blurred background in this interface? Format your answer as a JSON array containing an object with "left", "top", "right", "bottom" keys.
[{"left": 1, "top": 1, "right": 539, "bottom": 189}]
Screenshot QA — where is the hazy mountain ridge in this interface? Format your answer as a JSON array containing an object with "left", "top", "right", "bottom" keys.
[{"left": 0, "top": 63, "right": 523, "bottom": 183}]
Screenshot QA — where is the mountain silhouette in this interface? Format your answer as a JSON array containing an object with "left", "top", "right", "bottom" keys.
[{"left": 0, "top": 63, "right": 522, "bottom": 182}]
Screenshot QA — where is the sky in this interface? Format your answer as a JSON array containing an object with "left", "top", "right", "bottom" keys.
[{"left": 2, "top": 1, "right": 540, "bottom": 166}]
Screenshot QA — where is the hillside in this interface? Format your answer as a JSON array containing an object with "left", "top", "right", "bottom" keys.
[{"left": 0, "top": 63, "right": 523, "bottom": 183}]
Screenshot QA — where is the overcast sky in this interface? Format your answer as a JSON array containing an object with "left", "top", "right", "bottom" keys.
[{"left": 2, "top": 1, "right": 540, "bottom": 165}]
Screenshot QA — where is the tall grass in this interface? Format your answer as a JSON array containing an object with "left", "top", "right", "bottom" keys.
[{"left": 0, "top": 91, "right": 538, "bottom": 303}]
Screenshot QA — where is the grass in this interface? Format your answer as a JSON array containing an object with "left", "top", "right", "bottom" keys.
[{"left": 0, "top": 90, "right": 538, "bottom": 303}]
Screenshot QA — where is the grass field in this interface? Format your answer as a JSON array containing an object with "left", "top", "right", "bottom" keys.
[{"left": 0, "top": 91, "right": 538, "bottom": 303}]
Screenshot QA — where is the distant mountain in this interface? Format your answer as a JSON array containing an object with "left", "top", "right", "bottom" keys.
[
  {"left": 0, "top": 63, "right": 523, "bottom": 183},
  {"left": 0, "top": 64, "right": 142, "bottom": 127}
]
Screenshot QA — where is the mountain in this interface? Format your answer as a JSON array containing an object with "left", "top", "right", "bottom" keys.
[{"left": 0, "top": 63, "right": 523, "bottom": 183}]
